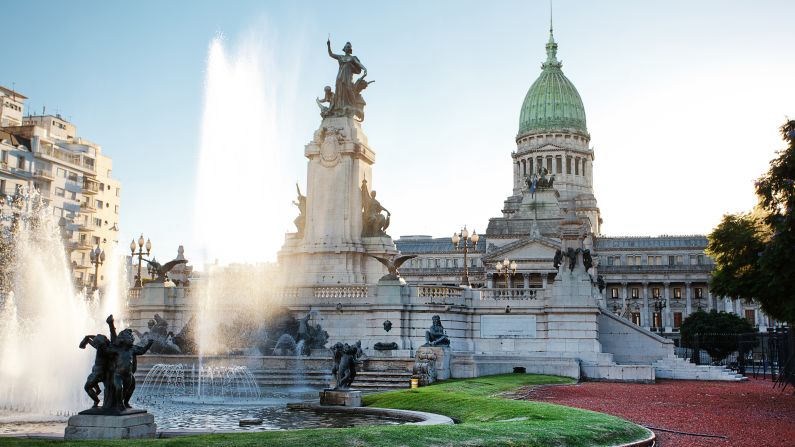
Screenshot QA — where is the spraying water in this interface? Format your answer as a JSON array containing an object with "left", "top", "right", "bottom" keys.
[
  {"left": 0, "top": 190, "right": 125, "bottom": 415},
  {"left": 193, "top": 32, "right": 297, "bottom": 357}
]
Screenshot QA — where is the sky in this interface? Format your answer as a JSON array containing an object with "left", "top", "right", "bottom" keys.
[{"left": 3, "top": 1, "right": 794, "bottom": 265}]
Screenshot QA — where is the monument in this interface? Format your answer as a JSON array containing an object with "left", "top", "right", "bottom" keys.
[
  {"left": 66, "top": 315, "right": 156, "bottom": 440},
  {"left": 278, "top": 38, "right": 397, "bottom": 289}
]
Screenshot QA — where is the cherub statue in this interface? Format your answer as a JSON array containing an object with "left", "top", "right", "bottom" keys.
[
  {"left": 78, "top": 332, "right": 111, "bottom": 407},
  {"left": 316, "top": 86, "right": 333, "bottom": 115},
  {"left": 106, "top": 315, "right": 154, "bottom": 410},
  {"left": 293, "top": 183, "right": 306, "bottom": 235}
]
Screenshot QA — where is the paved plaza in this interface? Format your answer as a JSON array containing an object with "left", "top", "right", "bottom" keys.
[{"left": 519, "top": 379, "right": 795, "bottom": 447}]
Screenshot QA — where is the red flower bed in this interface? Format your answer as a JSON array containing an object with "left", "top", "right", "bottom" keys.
[{"left": 519, "top": 378, "right": 795, "bottom": 447}]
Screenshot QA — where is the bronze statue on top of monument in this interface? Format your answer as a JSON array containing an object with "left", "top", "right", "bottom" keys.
[{"left": 321, "top": 39, "right": 374, "bottom": 122}]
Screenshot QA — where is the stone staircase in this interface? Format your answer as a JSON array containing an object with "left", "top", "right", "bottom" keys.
[
  {"left": 652, "top": 354, "right": 747, "bottom": 381},
  {"left": 135, "top": 365, "right": 413, "bottom": 392}
]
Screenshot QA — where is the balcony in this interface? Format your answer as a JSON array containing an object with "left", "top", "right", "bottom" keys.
[
  {"left": 82, "top": 178, "right": 99, "bottom": 195},
  {"left": 71, "top": 240, "right": 93, "bottom": 251},
  {"left": 80, "top": 201, "right": 97, "bottom": 213},
  {"left": 33, "top": 169, "right": 54, "bottom": 181}
]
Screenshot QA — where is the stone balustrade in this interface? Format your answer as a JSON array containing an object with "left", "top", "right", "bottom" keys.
[
  {"left": 413, "top": 285, "right": 466, "bottom": 306},
  {"left": 128, "top": 288, "right": 141, "bottom": 300},
  {"left": 479, "top": 288, "right": 539, "bottom": 300},
  {"left": 314, "top": 285, "right": 369, "bottom": 299}
]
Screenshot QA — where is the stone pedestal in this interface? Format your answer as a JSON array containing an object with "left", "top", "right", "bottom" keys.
[
  {"left": 376, "top": 277, "right": 407, "bottom": 304},
  {"left": 319, "top": 389, "right": 362, "bottom": 407},
  {"left": 65, "top": 412, "right": 156, "bottom": 440},
  {"left": 417, "top": 346, "right": 451, "bottom": 380}
]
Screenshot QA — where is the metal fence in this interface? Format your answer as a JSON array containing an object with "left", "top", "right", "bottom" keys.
[{"left": 677, "top": 328, "right": 794, "bottom": 391}]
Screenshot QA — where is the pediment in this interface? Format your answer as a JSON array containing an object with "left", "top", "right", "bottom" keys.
[{"left": 484, "top": 236, "right": 561, "bottom": 262}]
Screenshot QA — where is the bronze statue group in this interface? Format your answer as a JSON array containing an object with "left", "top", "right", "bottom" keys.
[{"left": 79, "top": 315, "right": 153, "bottom": 413}]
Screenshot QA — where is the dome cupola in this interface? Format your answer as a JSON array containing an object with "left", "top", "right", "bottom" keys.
[{"left": 518, "top": 28, "right": 587, "bottom": 138}]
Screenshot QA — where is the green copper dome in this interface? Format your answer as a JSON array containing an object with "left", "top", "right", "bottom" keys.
[{"left": 518, "top": 30, "right": 587, "bottom": 137}]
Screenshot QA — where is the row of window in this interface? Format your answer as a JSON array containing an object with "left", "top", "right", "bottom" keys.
[
  {"left": 1, "top": 149, "right": 31, "bottom": 170},
  {"left": 408, "top": 257, "right": 480, "bottom": 269},
  {"left": 518, "top": 154, "right": 588, "bottom": 177},
  {"left": 3, "top": 101, "right": 22, "bottom": 112},
  {"left": 610, "top": 286, "right": 705, "bottom": 299},
  {"left": 629, "top": 309, "right": 757, "bottom": 328},
  {"left": 606, "top": 254, "right": 706, "bottom": 266}
]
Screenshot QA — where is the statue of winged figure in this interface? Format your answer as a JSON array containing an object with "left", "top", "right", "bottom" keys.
[
  {"left": 368, "top": 253, "right": 417, "bottom": 281},
  {"left": 143, "top": 258, "right": 189, "bottom": 283}
]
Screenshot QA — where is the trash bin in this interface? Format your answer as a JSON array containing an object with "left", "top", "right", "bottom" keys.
[{"left": 410, "top": 378, "right": 419, "bottom": 389}]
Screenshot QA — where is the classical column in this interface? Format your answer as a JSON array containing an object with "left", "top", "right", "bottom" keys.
[
  {"left": 542, "top": 274, "right": 548, "bottom": 289},
  {"left": 642, "top": 282, "right": 650, "bottom": 328},
  {"left": 663, "top": 281, "right": 672, "bottom": 331},
  {"left": 705, "top": 288, "right": 712, "bottom": 311},
  {"left": 622, "top": 282, "right": 628, "bottom": 316},
  {"left": 523, "top": 273, "right": 530, "bottom": 289},
  {"left": 685, "top": 281, "right": 692, "bottom": 316},
  {"left": 507, "top": 273, "right": 513, "bottom": 289}
]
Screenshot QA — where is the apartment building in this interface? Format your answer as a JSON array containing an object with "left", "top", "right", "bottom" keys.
[{"left": 0, "top": 86, "right": 121, "bottom": 289}]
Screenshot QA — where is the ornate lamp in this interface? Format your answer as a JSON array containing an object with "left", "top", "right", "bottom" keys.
[{"left": 452, "top": 226, "right": 479, "bottom": 287}]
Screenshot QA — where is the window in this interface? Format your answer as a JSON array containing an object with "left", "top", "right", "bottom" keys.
[
  {"left": 116, "top": 188, "right": 121, "bottom": 197},
  {"left": 96, "top": 199, "right": 103, "bottom": 208},
  {"left": 114, "top": 205, "right": 119, "bottom": 214},
  {"left": 528, "top": 158, "right": 533, "bottom": 175},
  {"left": 631, "top": 312, "right": 641, "bottom": 325},
  {"left": 575, "top": 158, "right": 580, "bottom": 175},
  {"left": 566, "top": 156, "right": 572, "bottom": 174},
  {"left": 55, "top": 187, "right": 65, "bottom": 197},
  {"left": 695, "top": 288, "right": 703, "bottom": 299},
  {"left": 676, "top": 255, "right": 683, "bottom": 265},
  {"left": 698, "top": 255, "right": 704, "bottom": 265},
  {"left": 546, "top": 157, "right": 552, "bottom": 172},
  {"left": 0, "top": 179, "right": 5, "bottom": 195},
  {"left": 92, "top": 236, "right": 100, "bottom": 245},
  {"left": 673, "top": 312, "right": 683, "bottom": 328},
  {"left": 94, "top": 217, "right": 102, "bottom": 227},
  {"left": 607, "top": 257, "right": 613, "bottom": 266},
  {"left": 555, "top": 156, "right": 562, "bottom": 174},
  {"left": 653, "top": 312, "right": 662, "bottom": 328},
  {"left": 673, "top": 288, "right": 682, "bottom": 299},
  {"left": 668, "top": 255, "right": 675, "bottom": 266},
  {"left": 1, "top": 150, "right": 8, "bottom": 163},
  {"left": 652, "top": 287, "right": 660, "bottom": 298},
  {"left": 611, "top": 288, "right": 619, "bottom": 299},
  {"left": 57, "top": 167, "right": 67, "bottom": 178},
  {"left": 16, "top": 156, "right": 25, "bottom": 170},
  {"left": 745, "top": 309, "right": 756, "bottom": 324},
  {"left": 631, "top": 288, "right": 639, "bottom": 299}
]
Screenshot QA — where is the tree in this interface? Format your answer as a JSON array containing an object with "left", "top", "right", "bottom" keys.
[
  {"left": 680, "top": 309, "right": 754, "bottom": 360},
  {"left": 707, "top": 120, "right": 795, "bottom": 323}
]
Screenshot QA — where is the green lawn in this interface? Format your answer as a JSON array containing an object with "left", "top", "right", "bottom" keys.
[{"left": 0, "top": 374, "right": 650, "bottom": 447}]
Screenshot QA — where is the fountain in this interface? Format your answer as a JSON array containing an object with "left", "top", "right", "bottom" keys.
[
  {"left": 0, "top": 190, "right": 124, "bottom": 416},
  {"left": 137, "top": 364, "right": 261, "bottom": 405}
]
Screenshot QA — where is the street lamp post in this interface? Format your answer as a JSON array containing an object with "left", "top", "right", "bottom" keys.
[
  {"left": 451, "top": 226, "right": 479, "bottom": 287},
  {"left": 494, "top": 258, "right": 517, "bottom": 288},
  {"left": 652, "top": 296, "right": 666, "bottom": 331},
  {"left": 89, "top": 245, "right": 105, "bottom": 291},
  {"left": 130, "top": 234, "right": 151, "bottom": 288}
]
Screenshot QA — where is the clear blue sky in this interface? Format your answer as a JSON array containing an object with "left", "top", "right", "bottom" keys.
[{"left": 3, "top": 1, "right": 794, "bottom": 264}]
